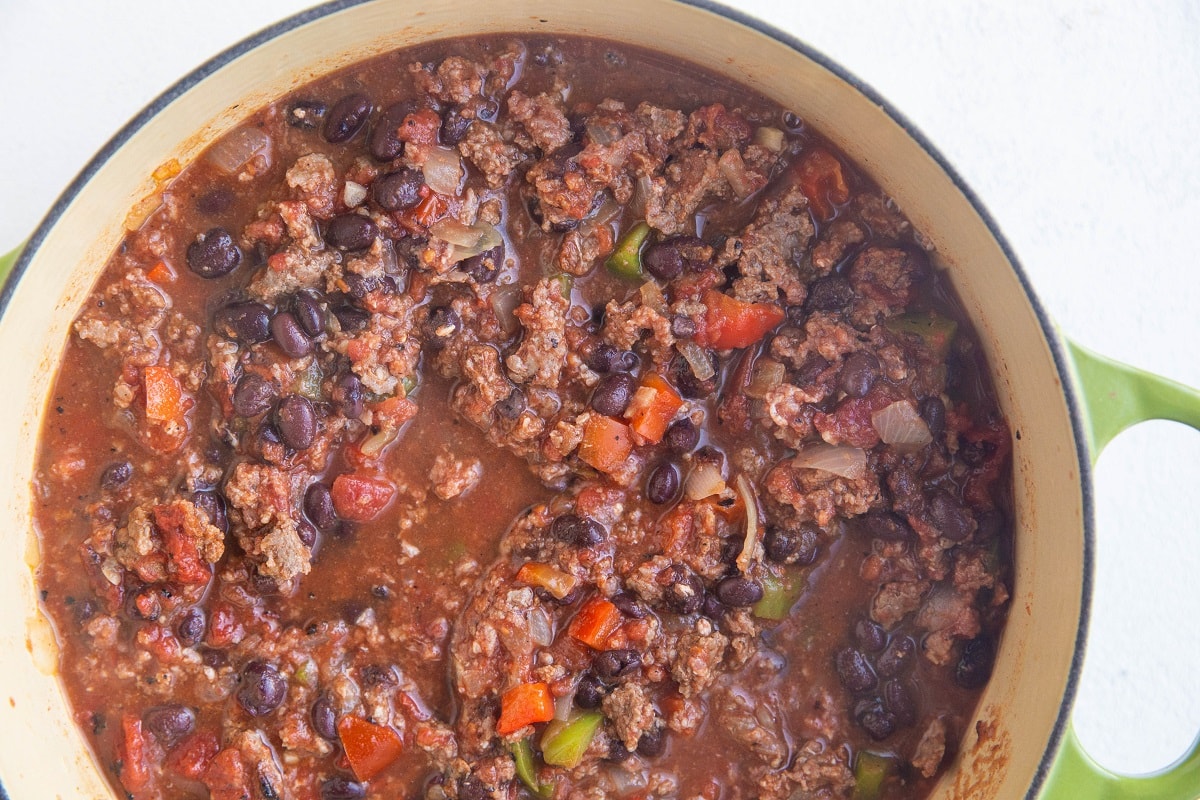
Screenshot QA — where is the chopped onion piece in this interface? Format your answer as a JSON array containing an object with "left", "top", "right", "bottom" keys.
[
  {"left": 585, "top": 121, "right": 619, "bottom": 145},
  {"left": 745, "top": 359, "right": 785, "bottom": 399},
  {"left": 359, "top": 426, "right": 399, "bottom": 458},
  {"left": 529, "top": 605, "right": 555, "bottom": 648},
  {"left": 422, "top": 146, "right": 464, "bottom": 195},
  {"left": 343, "top": 180, "right": 368, "bottom": 208},
  {"left": 677, "top": 340, "right": 715, "bottom": 382},
  {"left": 377, "top": 239, "right": 399, "bottom": 275},
  {"left": 634, "top": 175, "right": 655, "bottom": 215},
  {"left": 639, "top": 280, "right": 669, "bottom": 315},
  {"left": 734, "top": 474, "right": 761, "bottom": 574},
  {"left": 431, "top": 218, "right": 503, "bottom": 261},
  {"left": 871, "top": 400, "right": 933, "bottom": 451},
  {"left": 206, "top": 126, "right": 272, "bottom": 174},
  {"left": 553, "top": 690, "right": 574, "bottom": 721},
  {"left": 791, "top": 442, "right": 868, "bottom": 480},
  {"left": 718, "top": 149, "right": 755, "bottom": 200},
  {"left": 754, "top": 126, "right": 785, "bottom": 153},
  {"left": 491, "top": 284, "right": 523, "bottom": 334},
  {"left": 685, "top": 461, "right": 726, "bottom": 501}
]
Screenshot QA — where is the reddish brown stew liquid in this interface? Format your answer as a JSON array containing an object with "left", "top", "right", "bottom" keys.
[{"left": 34, "top": 35, "right": 1012, "bottom": 800}]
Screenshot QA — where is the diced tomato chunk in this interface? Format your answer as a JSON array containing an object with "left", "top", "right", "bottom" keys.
[
  {"left": 168, "top": 730, "right": 220, "bottom": 780},
  {"left": 496, "top": 682, "right": 555, "bottom": 736},
  {"left": 117, "top": 714, "right": 151, "bottom": 796},
  {"left": 568, "top": 596, "right": 623, "bottom": 651},
  {"left": 203, "top": 748, "right": 250, "bottom": 800},
  {"left": 338, "top": 715, "right": 404, "bottom": 781},
  {"left": 624, "top": 373, "right": 684, "bottom": 444},
  {"left": 154, "top": 503, "right": 211, "bottom": 585},
  {"left": 331, "top": 473, "right": 396, "bottom": 522},
  {"left": 796, "top": 147, "right": 850, "bottom": 221},
  {"left": 577, "top": 416, "right": 633, "bottom": 475},
  {"left": 698, "top": 290, "right": 785, "bottom": 350},
  {"left": 143, "top": 365, "right": 183, "bottom": 423}
]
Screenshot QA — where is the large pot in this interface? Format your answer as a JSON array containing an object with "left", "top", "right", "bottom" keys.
[{"left": 1, "top": 1, "right": 1197, "bottom": 798}]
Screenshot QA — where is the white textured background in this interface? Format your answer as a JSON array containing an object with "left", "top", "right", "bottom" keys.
[{"left": 2, "top": 0, "right": 1198, "bottom": 780}]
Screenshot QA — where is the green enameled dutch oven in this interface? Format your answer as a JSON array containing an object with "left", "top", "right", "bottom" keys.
[{"left": 1, "top": 1, "right": 1198, "bottom": 797}]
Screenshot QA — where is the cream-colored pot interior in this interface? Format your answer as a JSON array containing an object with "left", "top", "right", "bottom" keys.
[{"left": 0, "top": 1, "right": 1088, "bottom": 797}]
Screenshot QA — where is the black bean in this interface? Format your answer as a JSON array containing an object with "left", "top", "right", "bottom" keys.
[
  {"left": 304, "top": 484, "right": 337, "bottom": 531},
  {"left": 663, "top": 565, "right": 703, "bottom": 615},
  {"left": 805, "top": 275, "right": 855, "bottom": 312},
  {"left": 861, "top": 512, "right": 914, "bottom": 542},
  {"left": 232, "top": 373, "right": 276, "bottom": 417},
  {"left": 610, "top": 592, "right": 647, "bottom": 619},
  {"left": 663, "top": 418, "right": 699, "bottom": 453},
  {"left": 143, "top": 704, "right": 195, "bottom": 748},
  {"left": 955, "top": 636, "right": 996, "bottom": 690},
  {"left": 369, "top": 101, "right": 416, "bottom": 162},
  {"left": 646, "top": 462, "right": 679, "bottom": 505},
  {"left": 834, "top": 647, "right": 877, "bottom": 693},
  {"left": 840, "top": 351, "right": 880, "bottom": 398},
  {"left": 325, "top": 213, "right": 379, "bottom": 251},
  {"left": 643, "top": 241, "right": 684, "bottom": 281},
  {"left": 268, "top": 312, "right": 311, "bottom": 358},
  {"left": 440, "top": 106, "right": 473, "bottom": 146},
  {"left": 214, "top": 301, "right": 272, "bottom": 344},
  {"left": 929, "top": 490, "right": 977, "bottom": 541},
  {"left": 877, "top": 636, "right": 916, "bottom": 678},
  {"left": 882, "top": 679, "right": 917, "bottom": 726},
  {"left": 458, "top": 776, "right": 488, "bottom": 800},
  {"left": 459, "top": 243, "right": 504, "bottom": 283},
  {"left": 372, "top": 168, "right": 424, "bottom": 211},
  {"left": 296, "top": 519, "right": 318, "bottom": 549},
  {"left": 494, "top": 387, "right": 526, "bottom": 420},
  {"left": 550, "top": 514, "right": 605, "bottom": 547},
  {"left": 274, "top": 395, "right": 316, "bottom": 450},
  {"left": 793, "top": 353, "right": 830, "bottom": 386},
  {"left": 719, "top": 535, "right": 744, "bottom": 566},
  {"left": 587, "top": 342, "right": 622, "bottom": 373},
  {"left": 855, "top": 619, "right": 888, "bottom": 653},
  {"left": 575, "top": 673, "right": 607, "bottom": 709},
  {"left": 590, "top": 372, "right": 636, "bottom": 416},
  {"left": 607, "top": 740, "right": 632, "bottom": 762},
  {"left": 764, "top": 523, "right": 819, "bottom": 565},
  {"left": 671, "top": 316, "right": 697, "bottom": 338},
  {"left": 237, "top": 661, "right": 287, "bottom": 716},
  {"left": 320, "top": 777, "right": 367, "bottom": 800},
  {"left": 302, "top": 679, "right": 334, "bottom": 725},
  {"left": 423, "top": 306, "right": 461, "bottom": 350},
  {"left": 636, "top": 727, "right": 666, "bottom": 758},
  {"left": 191, "top": 490, "right": 229, "bottom": 534},
  {"left": 920, "top": 396, "right": 946, "bottom": 438},
  {"left": 671, "top": 352, "right": 719, "bottom": 399},
  {"left": 285, "top": 99, "right": 326, "bottom": 130},
  {"left": 360, "top": 664, "right": 399, "bottom": 689},
  {"left": 975, "top": 509, "right": 1005, "bottom": 542},
  {"left": 195, "top": 188, "right": 234, "bottom": 215},
  {"left": 177, "top": 608, "right": 205, "bottom": 647},
  {"left": 701, "top": 591, "right": 727, "bottom": 619},
  {"left": 715, "top": 576, "right": 764, "bottom": 607},
  {"left": 593, "top": 649, "right": 641, "bottom": 680},
  {"left": 333, "top": 373, "right": 364, "bottom": 419},
  {"left": 855, "top": 699, "right": 896, "bottom": 741},
  {"left": 186, "top": 227, "right": 243, "bottom": 279},
  {"left": 292, "top": 293, "right": 325, "bottom": 338},
  {"left": 323, "top": 93, "right": 372, "bottom": 144},
  {"left": 100, "top": 461, "right": 132, "bottom": 490}
]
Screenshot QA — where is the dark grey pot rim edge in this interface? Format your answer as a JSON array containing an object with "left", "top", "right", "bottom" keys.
[{"left": 0, "top": 2, "right": 1093, "bottom": 798}]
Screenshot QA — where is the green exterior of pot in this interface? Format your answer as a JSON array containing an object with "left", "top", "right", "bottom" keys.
[
  {"left": 1040, "top": 341, "right": 1200, "bottom": 799},
  {"left": 0, "top": 246, "right": 19, "bottom": 285}
]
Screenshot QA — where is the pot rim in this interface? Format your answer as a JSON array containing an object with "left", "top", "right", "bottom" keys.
[{"left": 0, "top": 1, "right": 1096, "bottom": 797}]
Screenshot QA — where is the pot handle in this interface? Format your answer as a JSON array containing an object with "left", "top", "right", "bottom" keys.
[
  {"left": 0, "top": 243, "right": 22, "bottom": 286},
  {"left": 1039, "top": 339, "right": 1200, "bottom": 798}
]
